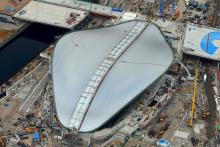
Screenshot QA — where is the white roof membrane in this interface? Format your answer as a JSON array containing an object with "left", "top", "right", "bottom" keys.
[{"left": 52, "top": 20, "right": 174, "bottom": 132}]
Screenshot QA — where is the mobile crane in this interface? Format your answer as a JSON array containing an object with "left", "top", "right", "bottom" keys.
[{"left": 187, "top": 65, "right": 198, "bottom": 127}]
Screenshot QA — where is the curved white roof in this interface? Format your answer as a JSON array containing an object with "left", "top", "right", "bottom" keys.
[{"left": 52, "top": 20, "right": 174, "bottom": 132}]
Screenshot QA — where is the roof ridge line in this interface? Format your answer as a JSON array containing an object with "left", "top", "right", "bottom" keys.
[{"left": 67, "top": 21, "right": 148, "bottom": 131}]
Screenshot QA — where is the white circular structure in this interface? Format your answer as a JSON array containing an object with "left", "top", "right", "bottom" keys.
[{"left": 52, "top": 20, "right": 174, "bottom": 132}]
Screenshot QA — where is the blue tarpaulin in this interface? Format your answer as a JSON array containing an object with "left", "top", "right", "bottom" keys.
[{"left": 33, "top": 132, "right": 40, "bottom": 140}]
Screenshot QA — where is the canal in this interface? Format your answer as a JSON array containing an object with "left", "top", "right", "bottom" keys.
[{"left": 0, "top": 23, "right": 68, "bottom": 85}]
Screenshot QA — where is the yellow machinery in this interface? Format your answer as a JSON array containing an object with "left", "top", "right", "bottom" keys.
[
  {"left": 188, "top": 65, "right": 198, "bottom": 127},
  {"left": 202, "top": 112, "right": 210, "bottom": 118},
  {"left": 24, "top": 127, "right": 38, "bottom": 134}
]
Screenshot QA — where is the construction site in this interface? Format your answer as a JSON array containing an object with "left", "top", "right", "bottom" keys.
[{"left": 0, "top": 0, "right": 219, "bottom": 147}]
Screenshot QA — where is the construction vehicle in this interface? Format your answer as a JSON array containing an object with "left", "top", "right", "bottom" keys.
[
  {"left": 187, "top": 65, "right": 198, "bottom": 127},
  {"left": 24, "top": 127, "right": 39, "bottom": 134},
  {"left": 160, "top": 117, "right": 164, "bottom": 122},
  {"left": 40, "top": 128, "right": 48, "bottom": 142},
  {"left": 202, "top": 112, "right": 210, "bottom": 118},
  {"left": 16, "top": 131, "right": 29, "bottom": 140},
  {"left": 159, "top": 115, "right": 167, "bottom": 122},
  {"left": 159, "top": 128, "right": 164, "bottom": 135},
  {"left": 172, "top": 10, "right": 180, "bottom": 20}
]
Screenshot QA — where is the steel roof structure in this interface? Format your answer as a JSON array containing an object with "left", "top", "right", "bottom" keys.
[{"left": 52, "top": 20, "right": 174, "bottom": 132}]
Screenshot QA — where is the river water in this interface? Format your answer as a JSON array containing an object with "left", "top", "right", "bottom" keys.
[{"left": 0, "top": 23, "right": 68, "bottom": 85}]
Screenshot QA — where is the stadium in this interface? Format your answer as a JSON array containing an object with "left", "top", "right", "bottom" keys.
[{"left": 52, "top": 20, "right": 174, "bottom": 132}]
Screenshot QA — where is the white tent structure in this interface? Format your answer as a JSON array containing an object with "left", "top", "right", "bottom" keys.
[{"left": 52, "top": 20, "right": 174, "bottom": 132}]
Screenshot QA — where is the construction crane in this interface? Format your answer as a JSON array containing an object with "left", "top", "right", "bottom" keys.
[
  {"left": 188, "top": 65, "right": 199, "bottom": 127},
  {"left": 159, "top": 0, "right": 175, "bottom": 17}
]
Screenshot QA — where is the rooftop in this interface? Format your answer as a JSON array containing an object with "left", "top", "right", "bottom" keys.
[
  {"left": 38, "top": 0, "right": 124, "bottom": 17},
  {"left": 0, "top": 0, "right": 30, "bottom": 16},
  {"left": 183, "top": 23, "right": 220, "bottom": 61},
  {"left": 14, "top": 1, "right": 89, "bottom": 29},
  {"left": 52, "top": 20, "right": 174, "bottom": 132}
]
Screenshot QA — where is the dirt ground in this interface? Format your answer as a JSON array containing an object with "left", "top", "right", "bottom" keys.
[
  {"left": 204, "top": 67, "right": 217, "bottom": 139},
  {"left": 0, "top": 98, "right": 21, "bottom": 120},
  {"left": 213, "top": 0, "right": 220, "bottom": 26}
]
